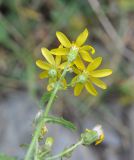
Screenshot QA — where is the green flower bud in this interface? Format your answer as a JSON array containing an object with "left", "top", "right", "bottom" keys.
[
  {"left": 45, "top": 137, "right": 54, "bottom": 149},
  {"left": 81, "top": 125, "right": 104, "bottom": 146},
  {"left": 81, "top": 130, "right": 98, "bottom": 146}
]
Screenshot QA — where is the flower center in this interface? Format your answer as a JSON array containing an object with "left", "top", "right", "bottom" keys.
[
  {"left": 48, "top": 68, "right": 57, "bottom": 77},
  {"left": 71, "top": 45, "right": 79, "bottom": 51},
  {"left": 67, "top": 46, "right": 79, "bottom": 62},
  {"left": 78, "top": 74, "right": 87, "bottom": 83}
]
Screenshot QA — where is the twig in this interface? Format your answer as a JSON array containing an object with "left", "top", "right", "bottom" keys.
[{"left": 87, "top": 0, "right": 134, "bottom": 61}]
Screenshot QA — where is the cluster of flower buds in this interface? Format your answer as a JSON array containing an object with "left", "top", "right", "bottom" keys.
[{"left": 36, "top": 28, "right": 112, "bottom": 96}]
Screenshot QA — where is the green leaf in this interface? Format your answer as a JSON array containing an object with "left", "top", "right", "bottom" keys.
[
  {"left": 44, "top": 116, "right": 77, "bottom": 131},
  {"left": 0, "top": 154, "right": 17, "bottom": 160},
  {"left": 40, "top": 91, "right": 57, "bottom": 109}
]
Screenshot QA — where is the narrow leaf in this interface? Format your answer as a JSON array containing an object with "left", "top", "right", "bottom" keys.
[{"left": 44, "top": 116, "right": 77, "bottom": 131}]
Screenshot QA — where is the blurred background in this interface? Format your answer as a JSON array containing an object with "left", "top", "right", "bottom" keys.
[{"left": 0, "top": 0, "right": 134, "bottom": 159}]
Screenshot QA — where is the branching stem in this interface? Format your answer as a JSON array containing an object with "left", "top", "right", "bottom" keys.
[
  {"left": 46, "top": 139, "right": 83, "bottom": 160},
  {"left": 24, "top": 61, "right": 70, "bottom": 160}
]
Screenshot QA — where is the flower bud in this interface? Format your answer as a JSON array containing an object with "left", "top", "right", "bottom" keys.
[
  {"left": 93, "top": 125, "right": 104, "bottom": 145},
  {"left": 47, "top": 83, "right": 55, "bottom": 91},
  {"left": 81, "top": 130, "right": 98, "bottom": 146},
  {"left": 45, "top": 137, "right": 54, "bottom": 149},
  {"left": 41, "top": 126, "right": 48, "bottom": 136},
  {"left": 81, "top": 125, "right": 104, "bottom": 146},
  {"left": 38, "top": 126, "right": 48, "bottom": 141}
]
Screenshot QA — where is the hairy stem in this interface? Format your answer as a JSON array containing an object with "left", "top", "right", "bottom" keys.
[
  {"left": 24, "top": 62, "right": 69, "bottom": 160},
  {"left": 46, "top": 139, "right": 83, "bottom": 160}
]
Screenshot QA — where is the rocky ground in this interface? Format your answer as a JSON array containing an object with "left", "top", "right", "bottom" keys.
[{"left": 0, "top": 91, "right": 133, "bottom": 160}]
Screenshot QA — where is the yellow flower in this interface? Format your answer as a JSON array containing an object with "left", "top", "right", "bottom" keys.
[
  {"left": 71, "top": 57, "right": 112, "bottom": 96},
  {"left": 51, "top": 28, "right": 95, "bottom": 70},
  {"left": 36, "top": 48, "right": 67, "bottom": 90}
]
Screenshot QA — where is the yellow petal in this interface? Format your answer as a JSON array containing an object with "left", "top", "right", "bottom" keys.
[
  {"left": 58, "top": 62, "right": 68, "bottom": 69},
  {"left": 56, "top": 31, "right": 72, "bottom": 48},
  {"left": 62, "top": 55, "right": 67, "bottom": 61},
  {"left": 55, "top": 56, "right": 61, "bottom": 66},
  {"left": 80, "top": 45, "right": 95, "bottom": 54},
  {"left": 36, "top": 60, "right": 51, "bottom": 70},
  {"left": 61, "top": 78, "right": 67, "bottom": 89},
  {"left": 74, "top": 83, "right": 84, "bottom": 96},
  {"left": 74, "top": 56, "right": 85, "bottom": 70},
  {"left": 79, "top": 45, "right": 91, "bottom": 51},
  {"left": 90, "top": 69, "right": 112, "bottom": 78},
  {"left": 47, "top": 78, "right": 57, "bottom": 91},
  {"left": 39, "top": 71, "right": 48, "bottom": 79},
  {"left": 71, "top": 66, "right": 81, "bottom": 74},
  {"left": 75, "top": 28, "right": 88, "bottom": 47},
  {"left": 49, "top": 78, "right": 56, "bottom": 84},
  {"left": 79, "top": 50, "right": 93, "bottom": 62},
  {"left": 51, "top": 48, "right": 69, "bottom": 55},
  {"left": 85, "top": 81, "right": 98, "bottom": 96},
  {"left": 47, "top": 83, "right": 54, "bottom": 91},
  {"left": 71, "top": 75, "right": 78, "bottom": 86},
  {"left": 90, "top": 77, "right": 107, "bottom": 89},
  {"left": 41, "top": 48, "right": 55, "bottom": 65},
  {"left": 58, "top": 44, "right": 63, "bottom": 48},
  {"left": 95, "top": 133, "right": 104, "bottom": 145},
  {"left": 87, "top": 57, "right": 102, "bottom": 72}
]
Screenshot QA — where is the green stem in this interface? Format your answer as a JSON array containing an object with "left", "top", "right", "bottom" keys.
[
  {"left": 44, "top": 61, "right": 69, "bottom": 117},
  {"left": 39, "top": 150, "right": 50, "bottom": 159},
  {"left": 24, "top": 120, "right": 44, "bottom": 160},
  {"left": 24, "top": 62, "right": 69, "bottom": 160},
  {"left": 46, "top": 139, "right": 83, "bottom": 160},
  {"left": 34, "top": 140, "right": 39, "bottom": 160},
  {"left": 46, "top": 130, "right": 100, "bottom": 160}
]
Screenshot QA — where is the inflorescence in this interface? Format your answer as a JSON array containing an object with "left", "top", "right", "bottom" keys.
[{"left": 36, "top": 28, "right": 112, "bottom": 96}]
